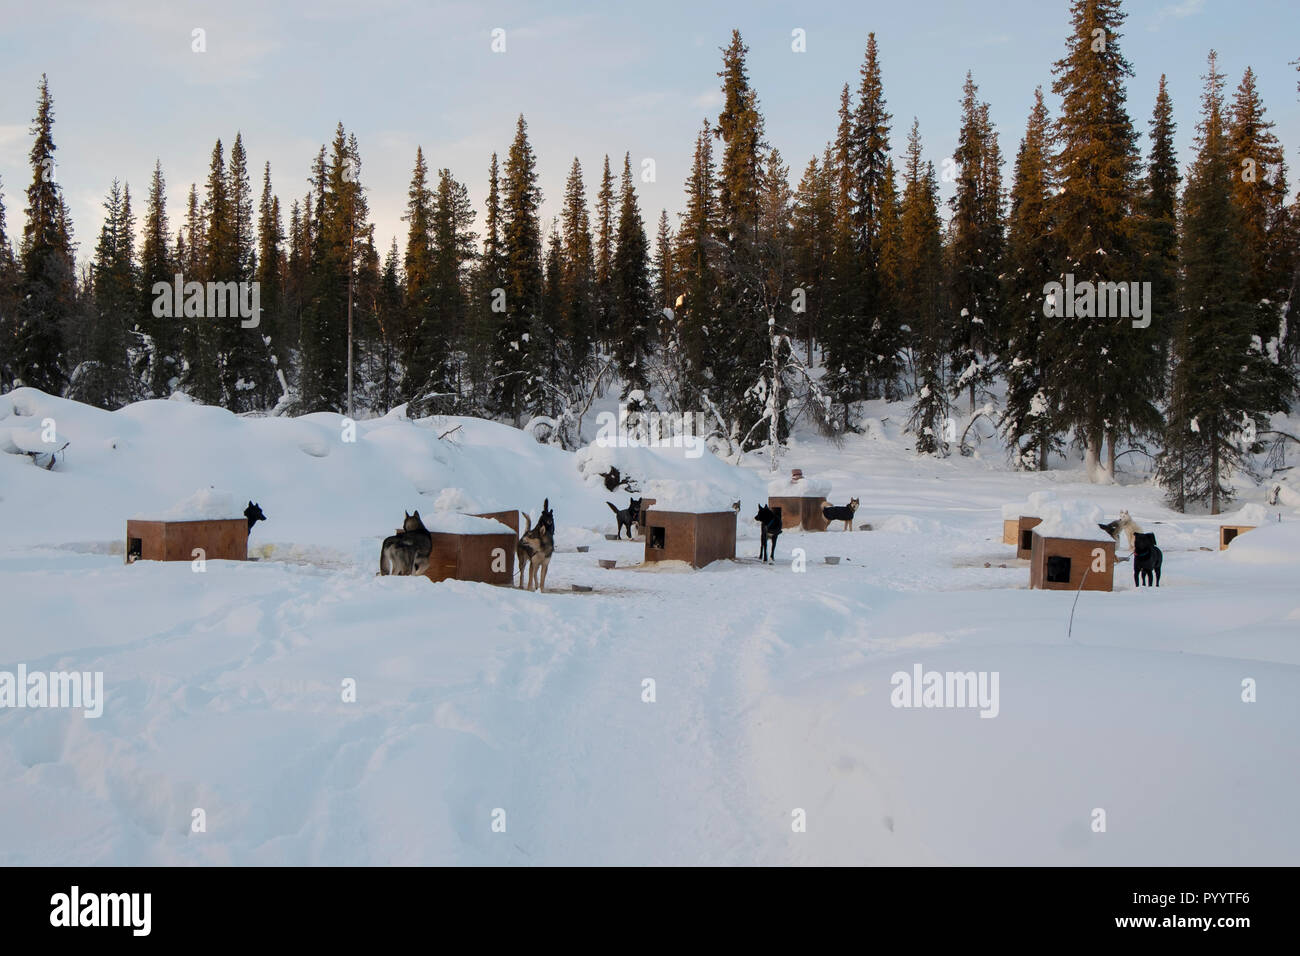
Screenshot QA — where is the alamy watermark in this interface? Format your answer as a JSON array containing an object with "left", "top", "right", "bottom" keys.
[
  {"left": 152, "top": 274, "right": 260, "bottom": 328},
  {"left": 595, "top": 404, "right": 708, "bottom": 459},
  {"left": 890, "top": 664, "right": 1000, "bottom": 718},
  {"left": 0, "top": 665, "right": 103, "bottom": 718},
  {"left": 1042, "top": 274, "right": 1150, "bottom": 329}
]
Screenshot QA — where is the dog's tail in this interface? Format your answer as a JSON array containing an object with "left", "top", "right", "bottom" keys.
[{"left": 607, "top": 501, "right": 619, "bottom": 515}]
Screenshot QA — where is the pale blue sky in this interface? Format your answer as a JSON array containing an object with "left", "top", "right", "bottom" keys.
[{"left": 1, "top": 0, "right": 1296, "bottom": 266}]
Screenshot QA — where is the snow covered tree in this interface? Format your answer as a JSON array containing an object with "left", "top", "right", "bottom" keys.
[
  {"left": 492, "top": 115, "right": 544, "bottom": 424},
  {"left": 611, "top": 153, "right": 654, "bottom": 396},
  {"left": 560, "top": 158, "right": 596, "bottom": 377},
  {"left": 594, "top": 155, "right": 616, "bottom": 350},
  {"left": 1227, "top": 66, "right": 1295, "bottom": 407},
  {"left": 14, "top": 75, "right": 76, "bottom": 395},
  {"left": 254, "top": 162, "right": 287, "bottom": 406},
  {"left": 999, "top": 88, "right": 1060, "bottom": 469},
  {"left": 136, "top": 161, "right": 179, "bottom": 398},
  {"left": 222, "top": 133, "right": 273, "bottom": 410},
  {"left": 1157, "top": 52, "right": 1286, "bottom": 513},
  {"left": 68, "top": 179, "right": 135, "bottom": 408},
  {"left": 790, "top": 150, "right": 836, "bottom": 362},
  {"left": 947, "top": 72, "right": 1004, "bottom": 412},
  {"left": 897, "top": 122, "right": 948, "bottom": 455},
  {"left": 0, "top": 177, "right": 17, "bottom": 389},
  {"left": 1046, "top": 0, "right": 1145, "bottom": 482}
]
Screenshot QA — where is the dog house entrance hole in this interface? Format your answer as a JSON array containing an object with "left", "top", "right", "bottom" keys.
[
  {"left": 1020, "top": 529, "right": 1035, "bottom": 552},
  {"left": 1045, "top": 555, "right": 1071, "bottom": 583},
  {"left": 648, "top": 526, "right": 666, "bottom": 550},
  {"left": 127, "top": 537, "right": 143, "bottom": 562},
  {"left": 1223, "top": 528, "right": 1239, "bottom": 545}
]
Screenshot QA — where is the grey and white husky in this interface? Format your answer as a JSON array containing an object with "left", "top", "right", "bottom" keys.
[
  {"left": 379, "top": 510, "right": 433, "bottom": 576},
  {"left": 517, "top": 498, "right": 555, "bottom": 592}
]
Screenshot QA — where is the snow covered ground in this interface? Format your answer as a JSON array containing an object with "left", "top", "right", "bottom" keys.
[{"left": 2, "top": 387, "right": 1298, "bottom": 865}]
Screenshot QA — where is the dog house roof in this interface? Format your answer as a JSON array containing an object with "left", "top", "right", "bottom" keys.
[
  {"left": 642, "top": 479, "right": 737, "bottom": 514},
  {"left": 1033, "top": 501, "right": 1112, "bottom": 542},
  {"left": 767, "top": 476, "right": 831, "bottom": 497},
  {"left": 132, "top": 488, "right": 243, "bottom": 521},
  {"left": 424, "top": 512, "right": 514, "bottom": 535}
]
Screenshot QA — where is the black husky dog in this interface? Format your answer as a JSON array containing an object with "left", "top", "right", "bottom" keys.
[
  {"left": 1132, "top": 532, "right": 1163, "bottom": 587},
  {"left": 822, "top": 496, "right": 860, "bottom": 531},
  {"left": 607, "top": 497, "right": 643, "bottom": 539},
  {"left": 245, "top": 501, "right": 266, "bottom": 533},
  {"left": 755, "top": 504, "right": 782, "bottom": 563}
]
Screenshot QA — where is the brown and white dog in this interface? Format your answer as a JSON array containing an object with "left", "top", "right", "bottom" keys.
[
  {"left": 517, "top": 498, "right": 556, "bottom": 592},
  {"left": 1098, "top": 509, "right": 1141, "bottom": 551}
]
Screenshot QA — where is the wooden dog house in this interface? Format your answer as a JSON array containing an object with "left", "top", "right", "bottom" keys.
[
  {"left": 767, "top": 495, "right": 830, "bottom": 532},
  {"left": 1014, "top": 516, "right": 1043, "bottom": 560},
  {"left": 125, "top": 518, "right": 248, "bottom": 564},
  {"left": 643, "top": 508, "right": 736, "bottom": 568},
  {"left": 422, "top": 513, "right": 517, "bottom": 585},
  {"left": 767, "top": 472, "right": 831, "bottom": 532},
  {"left": 1028, "top": 532, "right": 1115, "bottom": 592},
  {"left": 1002, "top": 519, "right": 1019, "bottom": 546},
  {"left": 1219, "top": 524, "right": 1256, "bottom": 550}
]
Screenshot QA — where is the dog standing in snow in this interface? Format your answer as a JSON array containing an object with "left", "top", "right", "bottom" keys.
[
  {"left": 822, "top": 496, "right": 860, "bottom": 531},
  {"left": 1132, "top": 532, "right": 1163, "bottom": 587},
  {"left": 517, "top": 498, "right": 556, "bottom": 592},
  {"left": 755, "top": 504, "right": 782, "bottom": 563}
]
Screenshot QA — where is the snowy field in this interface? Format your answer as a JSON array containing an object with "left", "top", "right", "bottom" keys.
[{"left": 2, "top": 386, "right": 1299, "bottom": 865}]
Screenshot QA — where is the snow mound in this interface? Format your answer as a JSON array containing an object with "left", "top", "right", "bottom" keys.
[
  {"left": 1227, "top": 503, "right": 1270, "bottom": 526},
  {"left": 1222, "top": 521, "right": 1300, "bottom": 564},
  {"left": 643, "top": 479, "right": 737, "bottom": 514},
  {"left": 767, "top": 475, "right": 831, "bottom": 497},
  {"left": 1002, "top": 490, "right": 1059, "bottom": 519},
  {"left": 1032, "top": 500, "right": 1111, "bottom": 542},
  {"left": 137, "top": 488, "right": 242, "bottom": 521},
  {"left": 423, "top": 513, "right": 513, "bottom": 536}
]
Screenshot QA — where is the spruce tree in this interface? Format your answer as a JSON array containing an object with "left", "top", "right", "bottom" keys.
[
  {"left": 611, "top": 154, "right": 654, "bottom": 395},
  {"left": 1157, "top": 52, "right": 1282, "bottom": 513},
  {"left": 672, "top": 121, "right": 720, "bottom": 409},
  {"left": 467, "top": 152, "right": 505, "bottom": 409},
  {"left": 713, "top": 29, "right": 770, "bottom": 445},
  {"left": 560, "top": 158, "right": 596, "bottom": 379},
  {"left": 999, "top": 88, "right": 1059, "bottom": 469},
  {"left": 790, "top": 152, "right": 836, "bottom": 360},
  {"left": 69, "top": 179, "right": 136, "bottom": 408},
  {"left": 1047, "top": 0, "right": 1145, "bottom": 481},
  {"left": 1227, "top": 67, "right": 1295, "bottom": 406},
  {"left": 223, "top": 133, "right": 273, "bottom": 410},
  {"left": 14, "top": 75, "right": 75, "bottom": 395},
  {"left": 594, "top": 155, "right": 616, "bottom": 350},
  {"left": 255, "top": 162, "right": 287, "bottom": 405},
  {"left": 948, "top": 73, "right": 1005, "bottom": 411},
  {"left": 1139, "top": 75, "right": 1180, "bottom": 397},
  {"left": 653, "top": 209, "right": 674, "bottom": 310},
  {"left": 493, "top": 115, "right": 544, "bottom": 424},
  {"left": 137, "top": 161, "right": 179, "bottom": 397},
  {"left": 1, "top": 177, "right": 23, "bottom": 389},
  {"left": 850, "top": 34, "right": 902, "bottom": 400},
  {"left": 400, "top": 147, "right": 436, "bottom": 405},
  {"left": 897, "top": 122, "right": 948, "bottom": 455}
]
